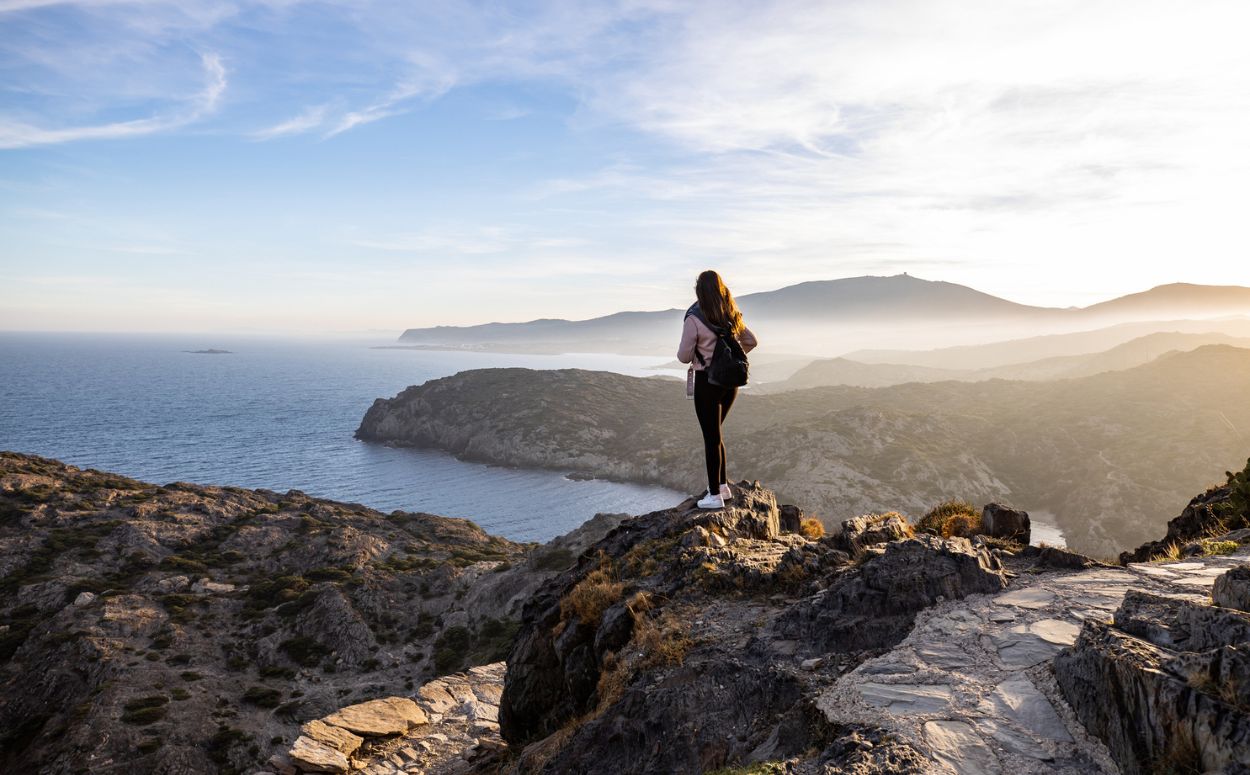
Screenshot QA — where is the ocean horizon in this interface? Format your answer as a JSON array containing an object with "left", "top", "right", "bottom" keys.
[{"left": 0, "top": 331, "right": 686, "bottom": 542}]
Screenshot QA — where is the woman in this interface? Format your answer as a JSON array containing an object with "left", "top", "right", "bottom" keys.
[{"left": 677, "top": 270, "right": 758, "bottom": 509}]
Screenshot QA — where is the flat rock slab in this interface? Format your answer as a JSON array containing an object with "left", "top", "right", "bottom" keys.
[
  {"left": 1170, "top": 575, "right": 1218, "bottom": 587},
  {"left": 980, "top": 677, "right": 1072, "bottom": 743},
  {"left": 1030, "top": 619, "right": 1080, "bottom": 645},
  {"left": 991, "top": 620, "right": 1079, "bottom": 668},
  {"left": 290, "top": 735, "right": 351, "bottom": 773},
  {"left": 924, "top": 719, "right": 1001, "bottom": 774},
  {"left": 322, "top": 697, "right": 428, "bottom": 737},
  {"left": 301, "top": 719, "right": 364, "bottom": 756},
  {"left": 994, "top": 587, "right": 1056, "bottom": 609},
  {"left": 859, "top": 683, "right": 953, "bottom": 714},
  {"left": 974, "top": 717, "right": 1051, "bottom": 761},
  {"left": 1128, "top": 564, "right": 1177, "bottom": 578},
  {"left": 917, "top": 640, "right": 976, "bottom": 670}
]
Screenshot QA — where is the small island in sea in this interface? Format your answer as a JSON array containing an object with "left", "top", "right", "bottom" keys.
[{"left": 184, "top": 348, "right": 232, "bottom": 354}]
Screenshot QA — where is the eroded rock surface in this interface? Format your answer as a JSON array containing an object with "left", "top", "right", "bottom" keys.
[
  {"left": 0, "top": 454, "right": 605, "bottom": 773},
  {"left": 1055, "top": 563, "right": 1250, "bottom": 775},
  {"left": 493, "top": 484, "right": 1083, "bottom": 775},
  {"left": 273, "top": 664, "right": 506, "bottom": 775}
]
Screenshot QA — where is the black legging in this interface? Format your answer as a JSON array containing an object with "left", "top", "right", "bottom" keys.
[{"left": 693, "top": 369, "right": 738, "bottom": 493}]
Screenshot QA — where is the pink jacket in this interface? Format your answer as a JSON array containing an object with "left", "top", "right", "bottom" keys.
[{"left": 677, "top": 313, "right": 758, "bottom": 370}]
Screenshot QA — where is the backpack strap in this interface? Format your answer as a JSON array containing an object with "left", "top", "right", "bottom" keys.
[{"left": 685, "top": 305, "right": 731, "bottom": 368}]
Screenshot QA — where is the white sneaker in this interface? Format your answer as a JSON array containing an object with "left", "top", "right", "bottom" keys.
[
  {"left": 719, "top": 483, "right": 733, "bottom": 501},
  {"left": 697, "top": 490, "right": 724, "bottom": 509}
]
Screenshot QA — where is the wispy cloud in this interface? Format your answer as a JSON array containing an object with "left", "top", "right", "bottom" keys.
[
  {"left": 0, "top": 51, "right": 227, "bottom": 148},
  {"left": 324, "top": 54, "right": 458, "bottom": 137},
  {"left": 251, "top": 103, "right": 329, "bottom": 140}
]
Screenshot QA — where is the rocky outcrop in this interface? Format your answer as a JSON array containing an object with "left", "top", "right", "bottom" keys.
[
  {"left": 1054, "top": 574, "right": 1250, "bottom": 774},
  {"left": 0, "top": 453, "right": 579, "bottom": 774},
  {"left": 496, "top": 484, "right": 1013, "bottom": 773},
  {"left": 775, "top": 534, "right": 1008, "bottom": 654},
  {"left": 834, "top": 511, "right": 914, "bottom": 558},
  {"left": 982, "top": 503, "right": 1031, "bottom": 544},
  {"left": 1119, "top": 463, "right": 1250, "bottom": 564}
]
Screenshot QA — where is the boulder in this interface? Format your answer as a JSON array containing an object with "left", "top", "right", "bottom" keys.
[
  {"left": 1025, "top": 545, "right": 1106, "bottom": 570},
  {"left": 321, "top": 697, "right": 427, "bottom": 737},
  {"left": 981, "top": 503, "right": 1030, "bottom": 544},
  {"left": 1213, "top": 564, "right": 1250, "bottom": 613},
  {"left": 779, "top": 504, "right": 803, "bottom": 533}
]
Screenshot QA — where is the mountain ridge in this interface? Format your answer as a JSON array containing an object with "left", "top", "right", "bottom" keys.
[{"left": 397, "top": 275, "right": 1250, "bottom": 355}]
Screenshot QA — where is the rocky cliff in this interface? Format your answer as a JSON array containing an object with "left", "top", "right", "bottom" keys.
[
  {"left": 8, "top": 451, "right": 1250, "bottom": 775},
  {"left": 355, "top": 346, "right": 1250, "bottom": 556},
  {"left": 0, "top": 453, "right": 622, "bottom": 773},
  {"left": 476, "top": 480, "right": 1250, "bottom": 774}
]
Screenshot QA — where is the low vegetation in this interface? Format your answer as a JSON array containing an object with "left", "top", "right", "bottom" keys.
[
  {"left": 798, "top": 517, "right": 825, "bottom": 539},
  {"left": 917, "top": 500, "right": 981, "bottom": 539},
  {"left": 559, "top": 559, "right": 624, "bottom": 627}
]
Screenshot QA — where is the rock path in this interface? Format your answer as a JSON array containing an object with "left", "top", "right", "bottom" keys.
[{"left": 817, "top": 549, "right": 1250, "bottom": 774}]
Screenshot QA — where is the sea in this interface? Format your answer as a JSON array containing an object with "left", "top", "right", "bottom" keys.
[{"left": 0, "top": 332, "right": 687, "bottom": 543}]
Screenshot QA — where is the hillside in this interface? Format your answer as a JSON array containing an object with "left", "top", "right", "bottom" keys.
[
  {"left": 397, "top": 275, "right": 1250, "bottom": 356},
  {"left": 850, "top": 318, "right": 1250, "bottom": 370},
  {"left": 0, "top": 453, "right": 623, "bottom": 773},
  {"left": 770, "top": 331, "right": 1250, "bottom": 391},
  {"left": 357, "top": 346, "right": 1250, "bottom": 556}
]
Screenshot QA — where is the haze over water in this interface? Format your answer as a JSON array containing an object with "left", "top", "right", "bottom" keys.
[{"left": 0, "top": 332, "right": 685, "bottom": 542}]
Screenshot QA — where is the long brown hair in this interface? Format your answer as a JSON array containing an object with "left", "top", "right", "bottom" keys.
[{"left": 695, "top": 270, "right": 744, "bottom": 335}]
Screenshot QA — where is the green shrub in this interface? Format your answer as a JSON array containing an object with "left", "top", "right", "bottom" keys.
[
  {"left": 305, "top": 566, "right": 353, "bottom": 583},
  {"left": 243, "top": 576, "right": 310, "bottom": 619},
  {"left": 159, "top": 556, "right": 208, "bottom": 573},
  {"left": 207, "top": 725, "right": 249, "bottom": 769},
  {"left": 1218, "top": 457, "right": 1250, "bottom": 523},
  {"left": 279, "top": 636, "right": 329, "bottom": 667},
  {"left": 121, "top": 695, "right": 168, "bottom": 725},
  {"left": 433, "top": 626, "right": 472, "bottom": 673},
  {"left": 242, "top": 686, "right": 282, "bottom": 708},
  {"left": 533, "top": 547, "right": 575, "bottom": 572},
  {"left": 137, "top": 738, "right": 162, "bottom": 754}
]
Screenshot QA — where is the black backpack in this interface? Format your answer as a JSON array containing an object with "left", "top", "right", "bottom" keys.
[{"left": 688, "top": 306, "right": 750, "bottom": 388}]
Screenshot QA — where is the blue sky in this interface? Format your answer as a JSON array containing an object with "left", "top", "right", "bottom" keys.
[{"left": 2, "top": 0, "right": 1249, "bottom": 333}]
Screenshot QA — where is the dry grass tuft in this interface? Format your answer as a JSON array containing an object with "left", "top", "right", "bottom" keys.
[
  {"left": 1149, "top": 542, "right": 1183, "bottom": 563},
  {"left": 634, "top": 609, "right": 694, "bottom": 670},
  {"left": 917, "top": 500, "right": 981, "bottom": 539},
  {"left": 798, "top": 517, "right": 825, "bottom": 539},
  {"left": 594, "top": 650, "right": 631, "bottom": 710},
  {"left": 560, "top": 561, "right": 624, "bottom": 626}
]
